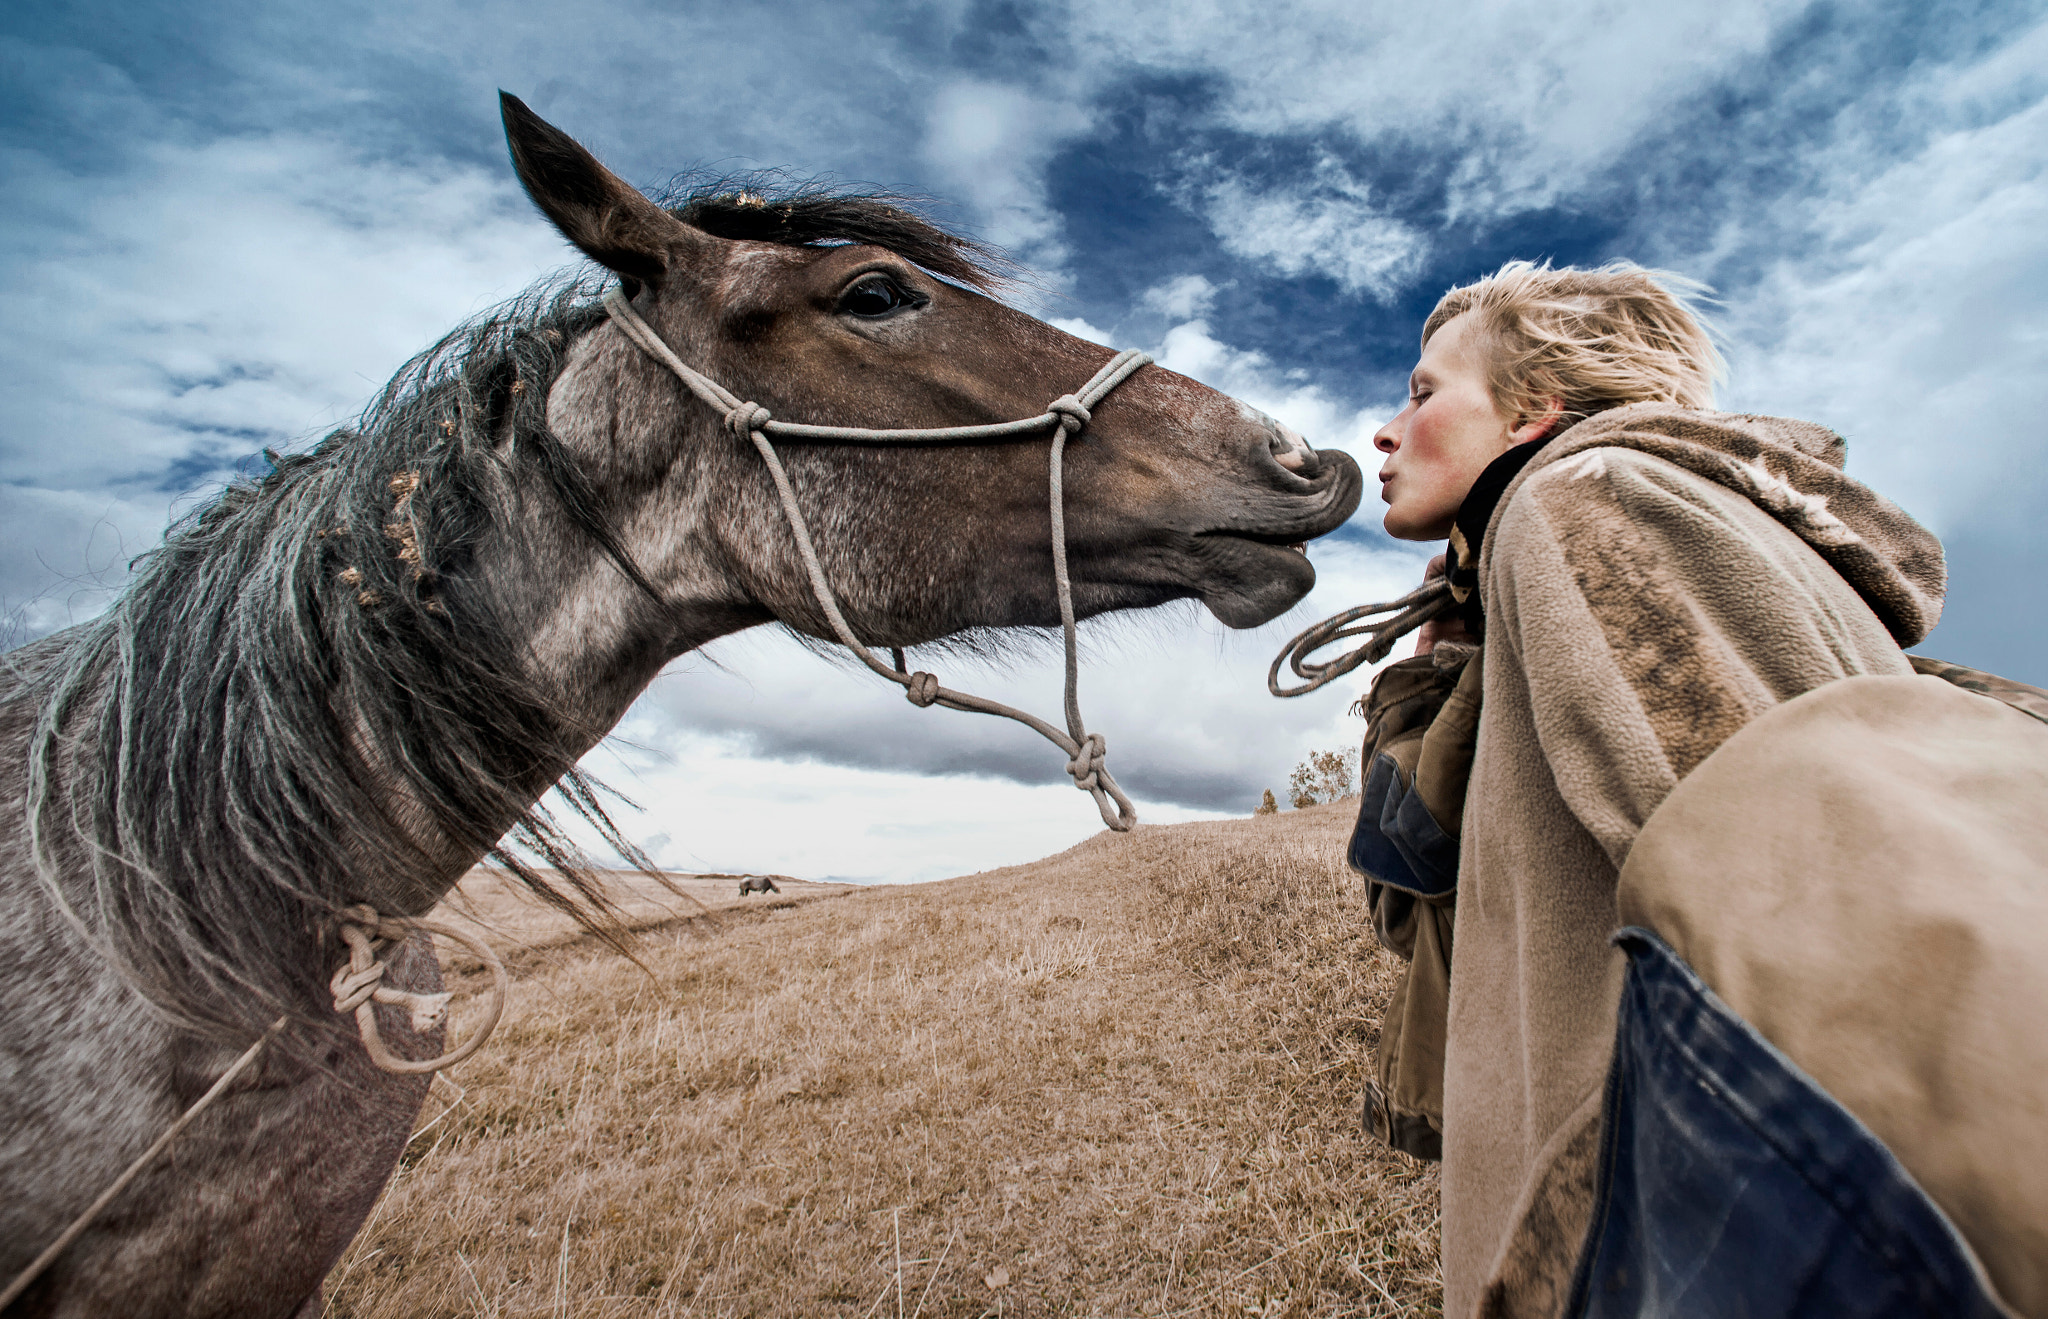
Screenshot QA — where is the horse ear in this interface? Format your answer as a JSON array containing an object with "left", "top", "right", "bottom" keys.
[{"left": 500, "top": 92, "right": 681, "bottom": 288}]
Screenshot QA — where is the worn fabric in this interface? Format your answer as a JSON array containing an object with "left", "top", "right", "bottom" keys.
[
  {"left": 1351, "top": 645, "right": 1483, "bottom": 1158},
  {"left": 1361, "top": 897, "right": 1455, "bottom": 1161},
  {"left": 1352, "top": 645, "right": 1482, "bottom": 909},
  {"left": 1907, "top": 653, "right": 2048, "bottom": 725},
  {"left": 1615, "top": 673, "right": 2048, "bottom": 1316},
  {"left": 1439, "top": 403, "right": 1944, "bottom": 1318},
  {"left": 1569, "top": 927, "right": 2015, "bottom": 1319}
]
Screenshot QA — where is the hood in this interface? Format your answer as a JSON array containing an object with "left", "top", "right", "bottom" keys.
[{"left": 1485, "top": 403, "right": 1947, "bottom": 646}]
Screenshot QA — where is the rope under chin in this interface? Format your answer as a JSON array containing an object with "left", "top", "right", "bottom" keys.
[
  {"left": 604, "top": 286, "right": 1145, "bottom": 832},
  {"left": 1266, "top": 576, "right": 1458, "bottom": 698}
]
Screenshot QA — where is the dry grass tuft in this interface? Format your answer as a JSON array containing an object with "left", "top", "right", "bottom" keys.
[{"left": 325, "top": 804, "right": 1439, "bottom": 1317}]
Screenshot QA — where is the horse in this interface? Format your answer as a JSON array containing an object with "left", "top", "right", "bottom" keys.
[
  {"left": 738, "top": 876, "right": 782, "bottom": 897},
  {"left": 0, "top": 94, "right": 1361, "bottom": 1316}
]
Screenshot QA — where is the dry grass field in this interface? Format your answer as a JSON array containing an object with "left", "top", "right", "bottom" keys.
[{"left": 324, "top": 803, "right": 1441, "bottom": 1318}]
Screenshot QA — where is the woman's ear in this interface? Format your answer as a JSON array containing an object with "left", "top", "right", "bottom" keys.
[
  {"left": 500, "top": 92, "right": 688, "bottom": 289},
  {"left": 1510, "top": 396, "right": 1567, "bottom": 445}
]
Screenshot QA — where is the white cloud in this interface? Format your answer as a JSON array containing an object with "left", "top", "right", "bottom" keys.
[
  {"left": 1073, "top": 0, "right": 1804, "bottom": 213},
  {"left": 1139, "top": 273, "right": 1220, "bottom": 320},
  {"left": 1150, "top": 319, "right": 1388, "bottom": 470},
  {"left": 1047, "top": 316, "right": 1115, "bottom": 347},
  {"left": 1190, "top": 154, "right": 1426, "bottom": 298},
  {"left": 0, "top": 484, "right": 164, "bottom": 644},
  {"left": 1713, "top": 33, "right": 2048, "bottom": 536},
  {"left": 921, "top": 79, "right": 1091, "bottom": 264},
  {"left": 0, "top": 128, "right": 573, "bottom": 613}
]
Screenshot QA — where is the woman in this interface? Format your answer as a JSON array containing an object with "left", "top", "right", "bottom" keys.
[{"left": 1353, "top": 261, "right": 2035, "bottom": 1315}]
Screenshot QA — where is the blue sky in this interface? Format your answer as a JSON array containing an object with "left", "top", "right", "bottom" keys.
[{"left": 5, "top": 1, "right": 2045, "bottom": 879}]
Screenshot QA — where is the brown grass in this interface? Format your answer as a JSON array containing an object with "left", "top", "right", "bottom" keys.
[{"left": 325, "top": 803, "right": 1440, "bottom": 1318}]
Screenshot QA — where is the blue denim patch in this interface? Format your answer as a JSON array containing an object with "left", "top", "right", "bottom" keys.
[
  {"left": 1568, "top": 928, "right": 2008, "bottom": 1319},
  {"left": 1347, "top": 751, "right": 1460, "bottom": 898}
]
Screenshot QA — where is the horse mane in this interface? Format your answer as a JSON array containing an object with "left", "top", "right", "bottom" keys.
[{"left": 15, "top": 181, "right": 1009, "bottom": 1057}]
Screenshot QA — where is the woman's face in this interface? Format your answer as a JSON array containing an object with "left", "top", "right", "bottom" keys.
[{"left": 1374, "top": 311, "right": 1551, "bottom": 541}]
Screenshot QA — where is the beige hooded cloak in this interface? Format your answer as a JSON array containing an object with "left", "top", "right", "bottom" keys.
[{"left": 1437, "top": 403, "right": 1947, "bottom": 1316}]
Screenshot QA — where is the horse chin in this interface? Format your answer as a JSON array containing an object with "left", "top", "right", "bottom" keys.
[{"left": 1192, "top": 539, "right": 1319, "bottom": 629}]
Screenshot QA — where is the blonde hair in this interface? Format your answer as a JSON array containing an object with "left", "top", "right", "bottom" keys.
[{"left": 1422, "top": 260, "right": 1725, "bottom": 426}]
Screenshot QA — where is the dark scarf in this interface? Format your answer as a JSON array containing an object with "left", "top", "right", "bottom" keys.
[{"left": 1442, "top": 428, "right": 1571, "bottom": 622}]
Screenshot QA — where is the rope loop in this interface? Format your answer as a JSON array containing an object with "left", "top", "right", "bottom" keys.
[
  {"left": 1046, "top": 394, "right": 1091, "bottom": 434},
  {"left": 330, "top": 904, "right": 510, "bottom": 1075},
  {"left": 724, "top": 402, "right": 773, "bottom": 437},
  {"left": 1066, "top": 732, "right": 1107, "bottom": 790},
  {"left": 904, "top": 671, "right": 941, "bottom": 707},
  {"left": 1266, "top": 577, "right": 1458, "bottom": 698}
]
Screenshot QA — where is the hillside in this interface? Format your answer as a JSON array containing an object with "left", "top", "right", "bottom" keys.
[{"left": 325, "top": 803, "right": 1441, "bottom": 1318}]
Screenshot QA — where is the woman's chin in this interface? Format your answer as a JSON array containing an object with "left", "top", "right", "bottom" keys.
[{"left": 1381, "top": 508, "right": 1451, "bottom": 543}]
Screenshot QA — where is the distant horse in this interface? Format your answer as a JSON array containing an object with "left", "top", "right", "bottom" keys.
[
  {"left": 0, "top": 95, "right": 1360, "bottom": 1316},
  {"left": 738, "top": 876, "right": 782, "bottom": 897}
]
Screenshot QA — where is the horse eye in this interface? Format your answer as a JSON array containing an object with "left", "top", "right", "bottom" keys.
[{"left": 840, "top": 276, "right": 911, "bottom": 318}]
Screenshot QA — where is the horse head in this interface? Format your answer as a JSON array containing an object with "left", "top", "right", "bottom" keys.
[{"left": 494, "top": 95, "right": 1363, "bottom": 721}]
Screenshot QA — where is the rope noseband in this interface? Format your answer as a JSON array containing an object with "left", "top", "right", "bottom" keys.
[{"left": 604, "top": 286, "right": 1149, "bottom": 831}]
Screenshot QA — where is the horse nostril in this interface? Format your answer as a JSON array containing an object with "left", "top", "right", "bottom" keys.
[{"left": 1269, "top": 425, "right": 1320, "bottom": 477}]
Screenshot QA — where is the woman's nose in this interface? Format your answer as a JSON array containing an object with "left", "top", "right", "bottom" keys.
[{"left": 1374, "top": 420, "right": 1399, "bottom": 454}]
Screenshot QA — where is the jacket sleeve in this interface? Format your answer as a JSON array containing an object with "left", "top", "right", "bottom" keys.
[{"left": 1484, "top": 447, "right": 1913, "bottom": 869}]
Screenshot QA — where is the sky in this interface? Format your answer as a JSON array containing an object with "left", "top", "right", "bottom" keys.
[{"left": 5, "top": 0, "right": 2045, "bottom": 882}]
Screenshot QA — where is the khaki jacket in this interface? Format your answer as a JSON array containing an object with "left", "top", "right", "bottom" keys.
[{"left": 1427, "top": 405, "right": 1945, "bottom": 1316}]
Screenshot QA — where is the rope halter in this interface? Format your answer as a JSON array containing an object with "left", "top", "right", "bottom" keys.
[
  {"left": 330, "top": 904, "right": 509, "bottom": 1074},
  {"left": 603, "top": 285, "right": 1150, "bottom": 831}
]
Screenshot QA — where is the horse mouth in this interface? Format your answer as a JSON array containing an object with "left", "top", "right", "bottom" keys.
[
  {"left": 1184, "top": 532, "right": 1326, "bottom": 628},
  {"left": 1181, "top": 453, "right": 1361, "bottom": 626}
]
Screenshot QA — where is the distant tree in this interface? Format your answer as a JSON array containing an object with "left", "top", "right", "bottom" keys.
[
  {"left": 1255, "top": 788, "right": 1278, "bottom": 815},
  {"left": 1288, "top": 748, "right": 1357, "bottom": 807}
]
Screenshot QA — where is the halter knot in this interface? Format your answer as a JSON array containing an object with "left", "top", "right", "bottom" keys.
[
  {"left": 904, "top": 671, "right": 941, "bottom": 708},
  {"left": 1047, "top": 394, "right": 1091, "bottom": 434},
  {"left": 724, "top": 402, "right": 773, "bottom": 437},
  {"left": 326, "top": 903, "right": 510, "bottom": 1075},
  {"left": 1066, "top": 732, "right": 1107, "bottom": 791},
  {"left": 331, "top": 905, "right": 449, "bottom": 1031}
]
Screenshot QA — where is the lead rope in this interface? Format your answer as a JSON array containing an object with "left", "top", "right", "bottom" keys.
[
  {"left": 1265, "top": 576, "right": 1457, "bottom": 698},
  {"left": 0, "top": 908, "right": 508, "bottom": 1309},
  {"left": 604, "top": 287, "right": 1144, "bottom": 830}
]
